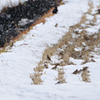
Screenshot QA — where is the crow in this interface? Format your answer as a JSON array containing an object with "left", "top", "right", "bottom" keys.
[{"left": 53, "top": 6, "right": 58, "bottom": 14}]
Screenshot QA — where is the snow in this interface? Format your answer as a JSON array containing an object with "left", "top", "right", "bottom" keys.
[
  {"left": 18, "top": 18, "right": 33, "bottom": 26},
  {"left": 0, "top": 0, "right": 100, "bottom": 100}
]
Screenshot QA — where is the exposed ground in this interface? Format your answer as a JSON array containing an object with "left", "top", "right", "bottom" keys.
[{"left": 0, "top": 0, "right": 60, "bottom": 47}]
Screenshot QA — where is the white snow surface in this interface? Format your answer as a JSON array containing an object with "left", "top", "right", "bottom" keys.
[{"left": 0, "top": 0, "right": 100, "bottom": 100}]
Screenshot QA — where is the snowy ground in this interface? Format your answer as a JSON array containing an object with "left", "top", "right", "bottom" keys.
[{"left": 0, "top": 0, "right": 100, "bottom": 100}]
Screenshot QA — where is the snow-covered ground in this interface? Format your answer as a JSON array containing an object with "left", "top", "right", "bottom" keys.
[{"left": 0, "top": 0, "right": 100, "bottom": 100}]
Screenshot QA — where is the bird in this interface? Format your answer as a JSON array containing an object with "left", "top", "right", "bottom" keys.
[
  {"left": 82, "top": 67, "right": 88, "bottom": 71},
  {"left": 53, "top": 6, "right": 58, "bottom": 14},
  {"left": 72, "top": 69, "right": 82, "bottom": 74},
  {"left": 52, "top": 63, "right": 59, "bottom": 70},
  {"left": 47, "top": 55, "right": 51, "bottom": 61},
  {"left": 72, "top": 69, "right": 79, "bottom": 74}
]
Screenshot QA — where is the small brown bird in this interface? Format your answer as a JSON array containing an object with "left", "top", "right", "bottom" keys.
[
  {"left": 84, "top": 35, "right": 89, "bottom": 41},
  {"left": 72, "top": 69, "right": 82, "bottom": 74},
  {"left": 72, "top": 69, "right": 79, "bottom": 74},
  {"left": 91, "top": 59, "right": 95, "bottom": 62},
  {"left": 52, "top": 64, "right": 59, "bottom": 70},
  {"left": 56, "top": 81, "right": 61, "bottom": 84},
  {"left": 47, "top": 55, "right": 51, "bottom": 61},
  {"left": 82, "top": 67, "right": 88, "bottom": 71}
]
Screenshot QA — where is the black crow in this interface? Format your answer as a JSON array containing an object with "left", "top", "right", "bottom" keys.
[{"left": 53, "top": 6, "right": 58, "bottom": 14}]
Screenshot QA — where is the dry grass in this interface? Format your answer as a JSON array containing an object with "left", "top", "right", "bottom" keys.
[
  {"left": 87, "top": 1, "right": 94, "bottom": 14},
  {"left": 92, "top": 15, "right": 97, "bottom": 23},
  {"left": 30, "top": 72, "right": 43, "bottom": 85},
  {"left": 31, "top": 1, "right": 100, "bottom": 84},
  {"left": 72, "top": 66, "right": 90, "bottom": 82},
  {"left": 30, "top": 61, "right": 44, "bottom": 85},
  {"left": 56, "top": 67, "right": 66, "bottom": 84},
  {"left": 97, "top": 4, "right": 100, "bottom": 9},
  {"left": 81, "top": 67, "right": 90, "bottom": 82}
]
